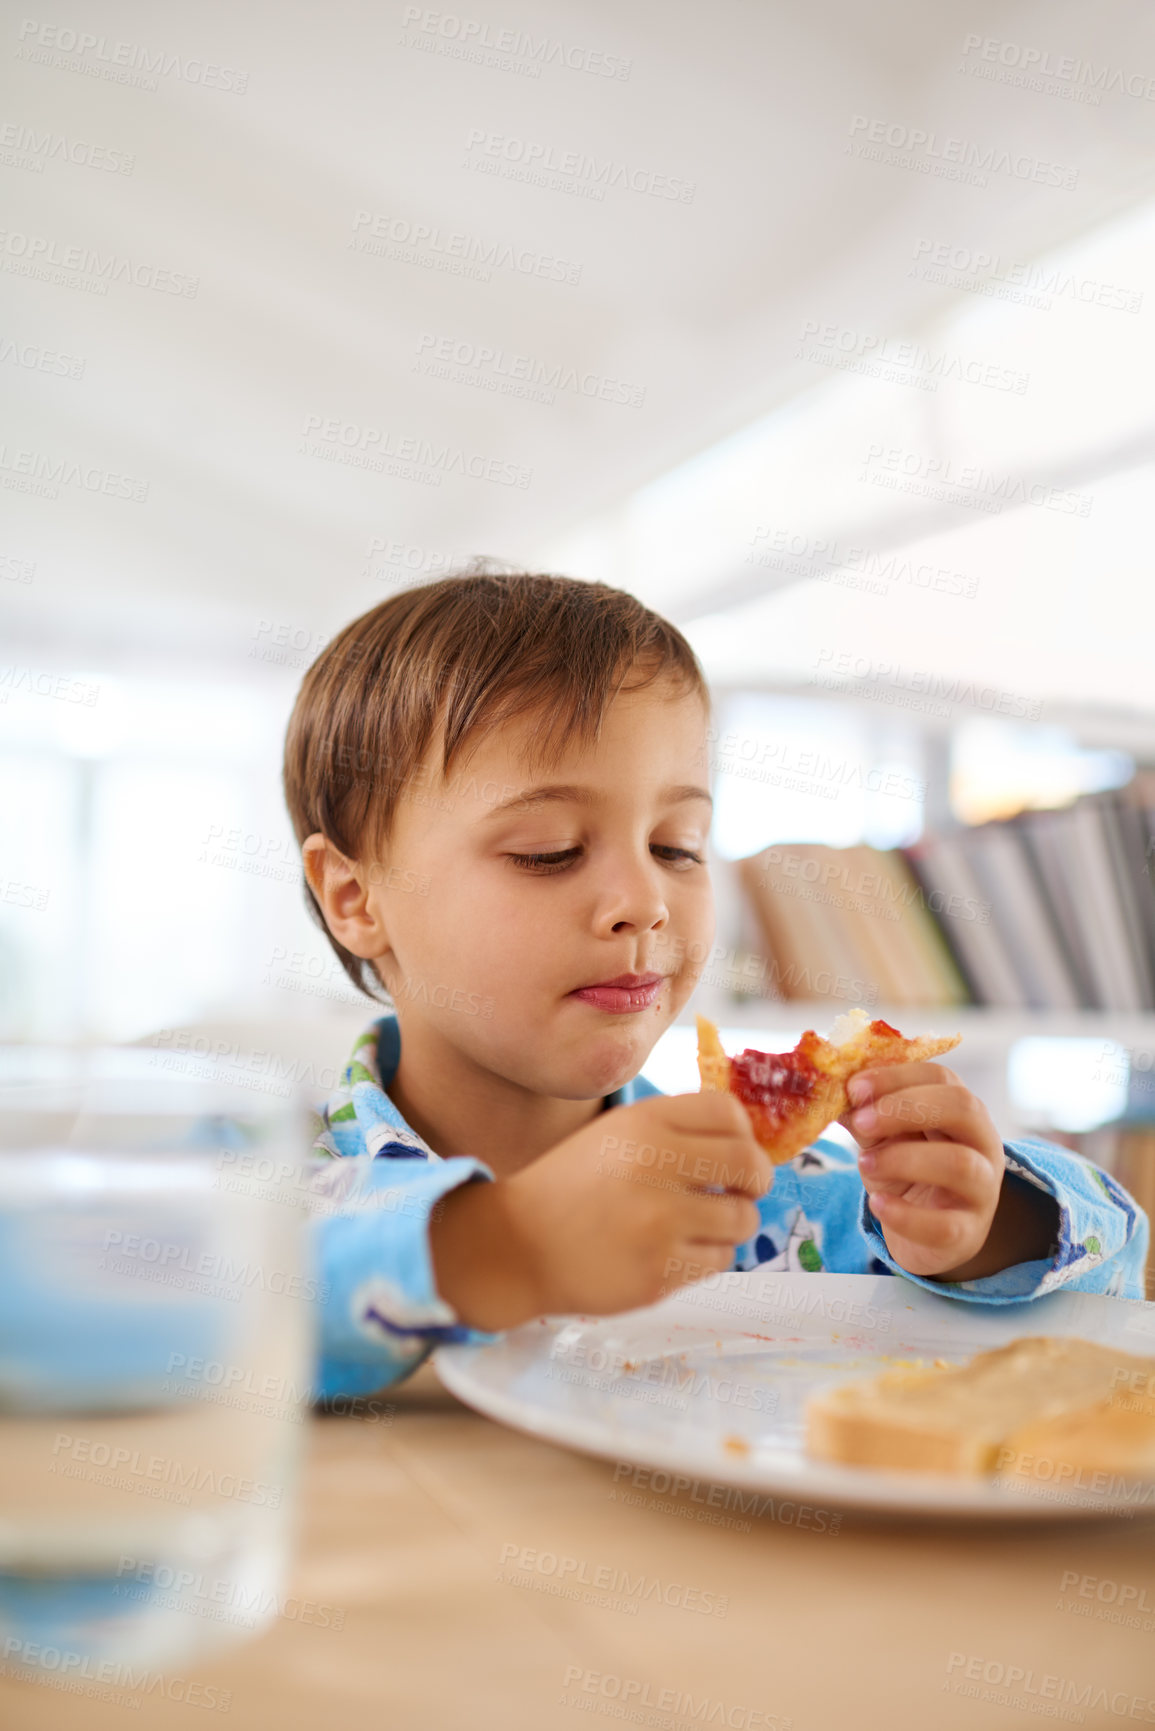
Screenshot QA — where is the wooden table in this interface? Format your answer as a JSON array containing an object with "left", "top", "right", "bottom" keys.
[{"left": 4, "top": 1363, "right": 1154, "bottom": 1731}]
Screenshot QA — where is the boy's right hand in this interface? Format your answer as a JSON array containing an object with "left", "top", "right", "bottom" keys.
[{"left": 428, "top": 1093, "right": 773, "bottom": 1332}]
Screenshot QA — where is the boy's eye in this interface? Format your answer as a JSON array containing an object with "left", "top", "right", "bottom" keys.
[
  {"left": 506, "top": 845, "right": 705, "bottom": 875},
  {"left": 507, "top": 848, "right": 581, "bottom": 874}
]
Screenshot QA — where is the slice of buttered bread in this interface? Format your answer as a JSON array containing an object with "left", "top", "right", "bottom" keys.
[{"left": 805, "top": 1335, "right": 1155, "bottom": 1477}]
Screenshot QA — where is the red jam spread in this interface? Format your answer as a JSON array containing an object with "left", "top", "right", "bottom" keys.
[
  {"left": 870, "top": 1018, "right": 900, "bottom": 1038},
  {"left": 730, "top": 1032, "right": 823, "bottom": 1127}
]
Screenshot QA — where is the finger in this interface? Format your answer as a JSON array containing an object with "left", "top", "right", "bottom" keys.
[
  {"left": 679, "top": 1136, "right": 776, "bottom": 1201},
  {"left": 611, "top": 1089, "right": 760, "bottom": 1146},
  {"left": 864, "top": 1192, "right": 983, "bottom": 1262},
  {"left": 657, "top": 1089, "right": 764, "bottom": 1132},
  {"left": 857, "top": 1138, "right": 995, "bottom": 1205},
  {"left": 658, "top": 1241, "right": 735, "bottom": 1296},
  {"left": 642, "top": 1139, "right": 772, "bottom": 1198},
  {"left": 704, "top": 1144, "right": 775, "bottom": 1200},
  {"left": 844, "top": 1083, "right": 987, "bottom": 1147},
  {"left": 844, "top": 1061, "right": 961, "bottom": 1106},
  {"left": 651, "top": 1094, "right": 775, "bottom": 1196},
  {"left": 685, "top": 1143, "right": 775, "bottom": 1199},
  {"left": 679, "top": 1191, "right": 761, "bottom": 1246},
  {"left": 601, "top": 1107, "right": 773, "bottom": 1197}
]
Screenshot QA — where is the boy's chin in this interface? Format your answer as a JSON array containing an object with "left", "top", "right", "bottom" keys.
[{"left": 561, "top": 1025, "right": 662, "bottom": 1097}]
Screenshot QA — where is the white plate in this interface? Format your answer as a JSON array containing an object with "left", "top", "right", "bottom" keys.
[{"left": 435, "top": 1272, "right": 1155, "bottom": 1520}]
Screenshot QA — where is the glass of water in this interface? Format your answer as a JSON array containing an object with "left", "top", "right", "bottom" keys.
[{"left": 0, "top": 1044, "right": 317, "bottom": 1680}]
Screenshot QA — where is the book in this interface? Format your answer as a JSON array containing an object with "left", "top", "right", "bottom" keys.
[
  {"left": 1017, "top": 811, "right": 1100, "bottom": 1006},
  {"left": 857, "top": 846, "right": 967, "bottom": 1006},
  {"left": 955, "top": 821, "right": 1081, "bottom": 1010},
  {"left": 901, "top": 832, "right": 1026, "bottom": 1006},
  {"left": 1066, "top": 800, "right": 1148, "bottom": 1011},
  {"left": 1102, "top": 792, "right": 1155, "bottom": 1005},
  {"left": 734, "top": 782, "right": 1155, "bottom": 1012},
  {"left": 738, "top": 850, "right": 860, "bottom": 1003}
]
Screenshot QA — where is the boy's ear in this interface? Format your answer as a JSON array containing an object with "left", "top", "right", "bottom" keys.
[{"left": 301, "top": 833, "right": 389, "bottom": 959}]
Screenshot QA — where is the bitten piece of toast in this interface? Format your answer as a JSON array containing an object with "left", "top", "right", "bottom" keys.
[{"left": 696, "top": 1008, "right": 961, "bottom": 1164}]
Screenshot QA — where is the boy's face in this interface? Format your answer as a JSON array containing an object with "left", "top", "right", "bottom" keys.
[{"left": 369, "top": 676, "right": 715, "bottom": 1100}]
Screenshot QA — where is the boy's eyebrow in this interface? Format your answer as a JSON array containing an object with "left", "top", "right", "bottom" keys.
[{"left": 481, "top": 783, "right": 714, "bottom": 818}]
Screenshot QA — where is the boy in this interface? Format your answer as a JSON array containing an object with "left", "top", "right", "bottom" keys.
[{"left": 283, "top": 571, "right": 1148, "bottom": 1398}]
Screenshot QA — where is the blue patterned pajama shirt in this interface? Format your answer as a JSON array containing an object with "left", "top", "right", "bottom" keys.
[{"left": 305, "top": 1014, "right": 1149, "bottom": 1399}]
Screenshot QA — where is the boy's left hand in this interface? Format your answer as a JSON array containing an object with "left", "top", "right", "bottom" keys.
[{"left": 839, "top": 1061, "right": 1008, "bottom": 1280}]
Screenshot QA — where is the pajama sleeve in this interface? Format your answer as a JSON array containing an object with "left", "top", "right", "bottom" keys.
[
  {"left": 306, "top": 1152, "right": 501, "bottom": 1399},
  {"left": 859, "top": 1133, "right": 1149, "bottom": 1304}
]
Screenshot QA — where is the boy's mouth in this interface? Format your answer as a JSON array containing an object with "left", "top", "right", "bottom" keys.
[{"left": 568, "top": 973, "right": 665, "bottom": 1013}]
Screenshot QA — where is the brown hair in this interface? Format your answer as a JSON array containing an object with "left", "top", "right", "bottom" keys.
[{"left": 282, "top": 564, "right": 711, "bottom": 1001}]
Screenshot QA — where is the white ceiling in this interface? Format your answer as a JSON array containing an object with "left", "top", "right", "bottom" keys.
[{"left": 4, "top": 0, "right": 1155, "bottom": 679}]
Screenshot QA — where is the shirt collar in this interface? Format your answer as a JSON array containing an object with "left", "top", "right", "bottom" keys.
[
  {"left": 372, "top": 1012, "right": 632, "bottom": 1113},
  {"left": 315, "top": 1012, "right": 643, "bottom": 1162}
]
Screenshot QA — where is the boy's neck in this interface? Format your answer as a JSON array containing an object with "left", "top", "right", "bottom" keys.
[{"left": 385, "top": 1016, "right": 607, "bottom": 1178}]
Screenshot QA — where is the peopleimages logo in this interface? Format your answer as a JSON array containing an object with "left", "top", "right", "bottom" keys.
[
  {"left": 0, "top": 121, "right": 134, "bottom": 174},
  {"left": 497, "top": 1544, "right": 728, "bottom": 1615},
  {"left": 910, "top": 238, "right": 1142, "bottom": 313},
  {"left": 0, "top": 445, "right": 148, "bottom": 501},
  {"left": 99, "top": 1229, "right": 327, "bottom": 1303},
  {"left": 1058, "top": 1568, "right": 1155, "bottom": 1625},
  {"left": 15, "top": 19, "right": 249, "bottom": 92},
  {"left": 796, "top": 318, "right": 1028, "bottom": 393},
  {"left": 413, "top": 332, "right": 645, "bottom": 407},
  {"left": 549, "top": 1333, "right": 777, "bottom": 1413},
  {"left": 0, "top": 336, "right": 86, "bottom": 378},
  {"left": 846, "top": 114, "right": 1079, "bottom": 188},
  {"left": 559, "top": 1665, "right": 792, "bottom": 1727},
  {"left": 50, "top": 1432, "right": 283, "bottom": 1509},
  {"left": 748, "top": 526, "right": 979, "bottom": 598},
  {"left": 399, "top": 8, "right": 632, "bottom": 79},
  {"left": 811, "top": 647, "right": 1044, "bottom": 721},
  {"left": 959, "top": 34, "right": 1155, "bottom": 102},
  {"left": 298, "top": 416, "right": 532, "bottom": 488},
  {"left": 462, "top": 128, "right": 696, "bottom": 202},
  {"left": 0, "top": 228, "right": 198, "bottom": 296},
  {"left": 350, "top": 209, "right": 583, "bottom": 285},
  {"left": 610, "top": 1462, "right": 842, "bottom": 1537},
  {"left": 858, "top": 441, "right": 1093, "bottom": 521},
  {"left": 113, "top": 1555, "right": 346, "bottom": 1631},
  {"left": 707, "top": 727, "right": 925, "bottom": 802},
  {"left": 944, "top": 1652, "right": 1155, "bottom": 1720},
  {"left": 0, "top": 666, "right": 99, "bottom": 704},
  {"left": 1, "top": 1637, "right": 231, "bottom": 1710}
]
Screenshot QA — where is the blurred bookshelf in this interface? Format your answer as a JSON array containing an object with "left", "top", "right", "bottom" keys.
[
  {"left": 687, "top": 761, "right": 1155, "bottom": 1034},
  {"left": 707, "top": 782, "right": 1155, "bottom": 1013}
]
